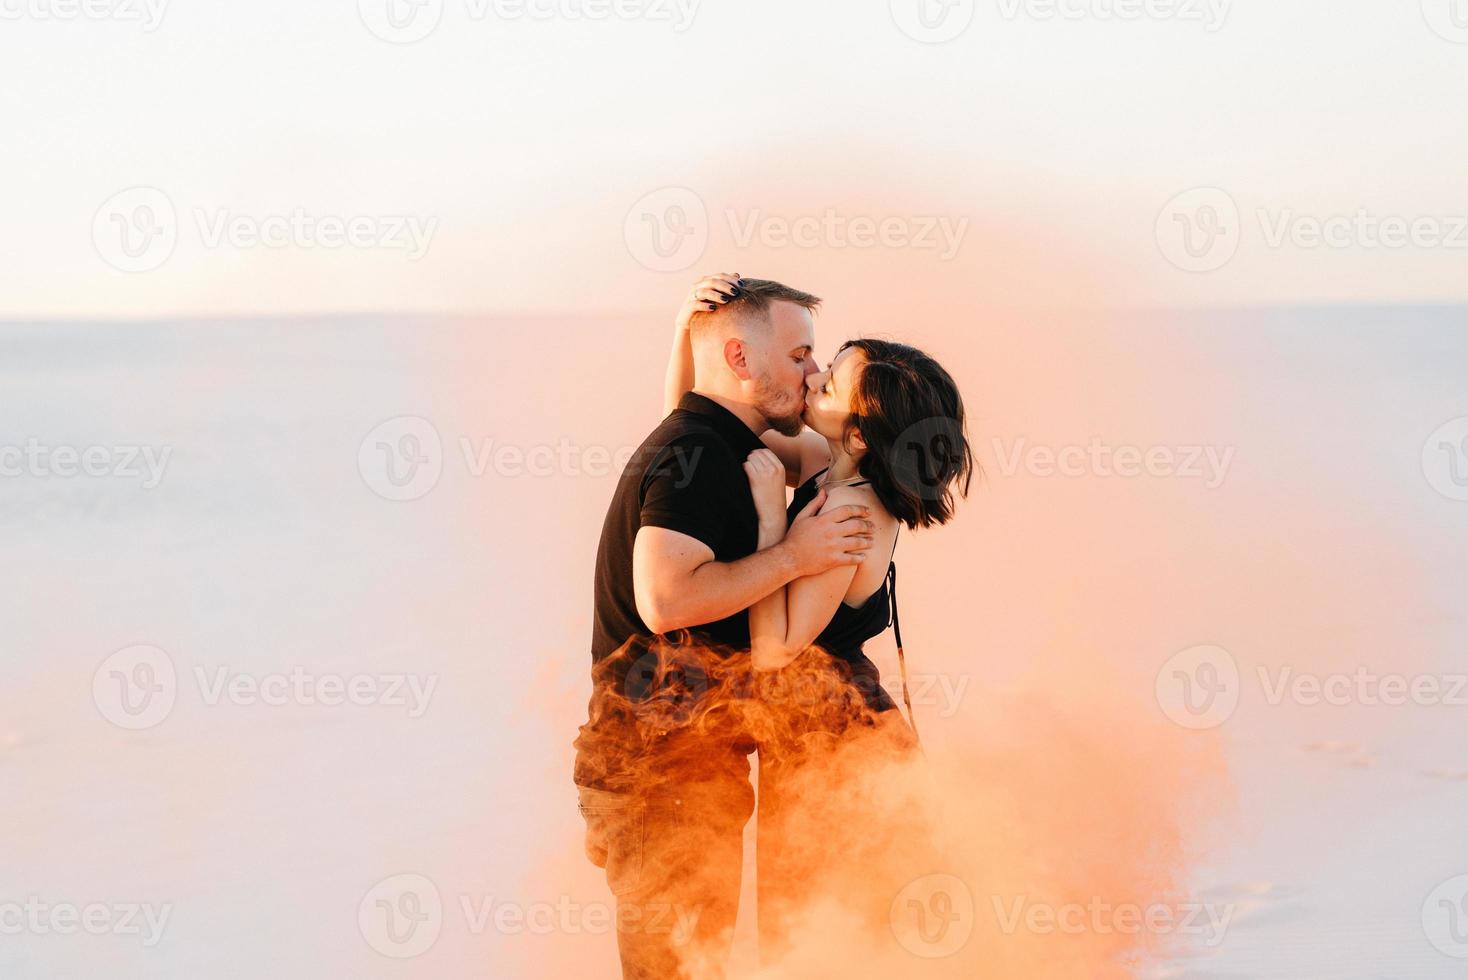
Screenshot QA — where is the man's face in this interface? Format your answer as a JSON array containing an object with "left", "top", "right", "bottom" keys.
[{"left": 749, "top": 301, "right": 818, "bottom": 437}]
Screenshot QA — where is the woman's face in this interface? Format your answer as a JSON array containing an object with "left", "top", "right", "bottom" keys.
[{"left": 802, "top": 345, "right": 866, "bottom": 446}]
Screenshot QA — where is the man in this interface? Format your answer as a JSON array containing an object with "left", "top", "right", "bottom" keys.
[{"left": 573, "top": 278, "right": 873, "bottom": 978}]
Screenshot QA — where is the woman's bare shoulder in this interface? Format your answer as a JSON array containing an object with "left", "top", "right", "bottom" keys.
[
  {"left": 822, "top": 484, "right": 899, "bottom": 600},
  {"left": 822, "top": 483, "right": 899, "bottom": 534}
]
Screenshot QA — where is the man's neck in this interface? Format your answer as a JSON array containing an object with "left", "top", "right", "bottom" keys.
[{"left": 690, "top": 388, "right": 768, "bottom": 436}]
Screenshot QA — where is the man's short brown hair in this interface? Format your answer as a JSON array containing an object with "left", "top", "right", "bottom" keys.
[{"left": 689, "top": 278, "right": 822, "bottom": 337}]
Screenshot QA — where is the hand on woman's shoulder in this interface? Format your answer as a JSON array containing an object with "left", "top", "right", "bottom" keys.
[
  {"left": 820, "top": 483, "right": 899, "bottom": 598},
  {"left": 822, "top": 483, "right": 899, "bottom": 536}
]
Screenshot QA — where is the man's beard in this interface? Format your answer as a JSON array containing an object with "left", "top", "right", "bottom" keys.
[{"left": 755, "top": 373, "right": 805, "bottom": 437}]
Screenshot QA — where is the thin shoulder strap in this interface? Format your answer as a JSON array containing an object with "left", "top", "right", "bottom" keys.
[{"left": 888, "top": 547, "right": 920, "bottom": 746}]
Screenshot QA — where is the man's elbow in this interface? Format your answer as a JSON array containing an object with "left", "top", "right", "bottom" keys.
[
  {"left": 641, "top": 610, "right": 677, "bottom": 636},
  {"left": 636, "top": 592, "right": 690, "bottom": 636}
]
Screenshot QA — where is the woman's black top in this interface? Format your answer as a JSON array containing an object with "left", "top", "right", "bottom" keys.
[{"left": 785, "top": 468, "right": 901, "bottom": 713}]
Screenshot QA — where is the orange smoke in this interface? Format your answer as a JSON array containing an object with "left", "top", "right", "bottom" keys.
[{"left": 559, "top": 635, "right": 1226, "bottom": 978}]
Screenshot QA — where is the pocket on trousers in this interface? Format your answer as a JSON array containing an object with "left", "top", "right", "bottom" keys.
[{"left": 578, "top": 787, "right": 645, "bottom": 897}]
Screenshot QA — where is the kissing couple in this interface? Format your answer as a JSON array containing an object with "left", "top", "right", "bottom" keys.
[{"left": 573, "top": 273, "right": 974, "bottom": 978}]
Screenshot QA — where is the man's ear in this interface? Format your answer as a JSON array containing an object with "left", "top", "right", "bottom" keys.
[{"left": 723, "top": 337, "right": 753, "bottom": 380}]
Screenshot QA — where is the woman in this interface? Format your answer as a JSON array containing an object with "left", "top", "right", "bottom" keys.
[{"left": 664, "top": 272, "right": 975, "bottom": 736}]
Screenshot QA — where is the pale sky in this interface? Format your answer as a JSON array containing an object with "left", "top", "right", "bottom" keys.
[{"left": 3, "top": 0, "right": 1467, "bottom": 317}]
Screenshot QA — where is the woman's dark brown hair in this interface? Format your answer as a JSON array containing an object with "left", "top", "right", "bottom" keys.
[{"left": 838, "top": 338, "right": 976, "bottom": 530}]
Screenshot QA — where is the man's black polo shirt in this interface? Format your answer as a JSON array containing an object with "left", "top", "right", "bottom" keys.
[{"left": 591, "top": 392, "right": 766, "bottom": 663}]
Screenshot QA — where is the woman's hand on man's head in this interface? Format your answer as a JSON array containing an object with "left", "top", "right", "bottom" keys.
[{"left": 675, "top": 272, "right": 744, "bottom": 333}]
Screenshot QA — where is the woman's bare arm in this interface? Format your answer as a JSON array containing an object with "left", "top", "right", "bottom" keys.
[
  {"left": 663, "top": 272, "right": 743, "bottom": 416},
  {"left": 743, "top": 452, "right": 884, "bottom": 671}
]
